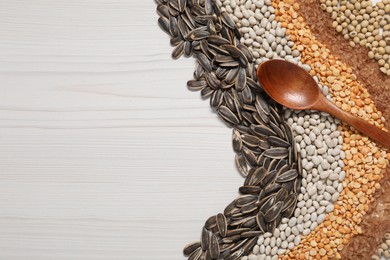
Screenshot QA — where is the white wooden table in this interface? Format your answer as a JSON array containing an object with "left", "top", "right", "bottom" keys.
[{"left": 0, "top": 1, "right": 243, "bottom": 259}]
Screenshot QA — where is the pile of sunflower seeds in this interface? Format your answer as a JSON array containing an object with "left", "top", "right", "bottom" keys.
[{"left": 156, "top": 0, "right": 302, "bottom": 259}]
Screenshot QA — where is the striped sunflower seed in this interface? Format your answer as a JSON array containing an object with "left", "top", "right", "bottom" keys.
[{"left": 216, "top": 213, "right": 227, "bottom": 237}]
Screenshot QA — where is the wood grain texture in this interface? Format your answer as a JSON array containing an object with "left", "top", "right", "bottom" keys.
[{"left": 0, "top": 1, "right": 243, "bottom": 259}]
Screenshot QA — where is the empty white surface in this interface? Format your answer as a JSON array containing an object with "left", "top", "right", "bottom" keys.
[{"left": 0, "top": 1, "right": 242, "bottom": 259}]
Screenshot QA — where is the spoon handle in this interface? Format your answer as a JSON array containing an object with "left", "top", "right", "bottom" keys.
[{"left": 316, "top": 98, "right": 390, "bottom": 148}]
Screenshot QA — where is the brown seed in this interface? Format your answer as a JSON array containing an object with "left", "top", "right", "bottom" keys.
[
  {"left": 235, "top": 195, "right": 257, "bottom": 207},
  {"left": 172, "top": 41, "right": 185, "bottom": 59},
  {"left": 187, "top": 27, "right": 210, "bottom": 41},
  {"left": 239, "top": 185, "right": 261, "bottom": 194},
  {"left": 208, "top": 35, "right": 231, "bottom": 46},
  {"left": 205, "top": 215, "right": 217, "bottom": 230},
  {"left": 183, "top": 241, "right": 201, "bottom": 256},
  {"left": 232, "top": 129, "right": 242, "bottom": 153},
  {"left": 221, "top": 234, "right": 241, "bottom": 244},
  {"left": 241, "top": 134, "right": 261, "bottom": 147},
  {"left": 204, "top": 0, "right": 214, "bottom": 15},
  {"left": 250, "top": 125, "right": 276, "bottom": 137},
  {"left": 268, "top": 135, "right": 290, "bottom": 147},
  {"left": 218, "top": 106, "right": 240, "bottom": 125},
  {"left": 276, "top": 169, "right": 298, "bottom": 182},
  {"left": 158, "top": 17, "right": 171, "bottom": 35},
  {"left": 210, "top": 89, "right": 224, "bottom": 107},
  {"left": 205, "top": 72, "right": 221, "bottom": 89},
  {"left": 256, "top": 211, "right": 267, "bottom": 232},
  {"left": 169, "top": 16, "right": 179, "bottom": 37},
  {"left": 201, "top": 226, "right": 210, "bottom": 250},
  {"left": 196, "top": 53, "right": 212, "bottom": 72},
  {"left": 248, "top": 166, "right": 267, "bottom": 186},
  {"left": 263, "top": 147, "right": 289, "bottom": 159},
  {"left": 187, "top": 79, "right": 207, "bottom": 91},
  {"left": 235, "top": 67, "right": 247, "bottom": 91},
  {"left": 157, "top": 4, "right": 170, "bottom": 19},
  {"left": 216, "top": 213, "right": 227, "bottom": 237},
  {"left": 188, "top": 247, "right": 202, "bottom": 260},
  {"left": 235, "top": 153, "right": 248, "bottom": 177},
  {"left": 237, "top": 43, "right": 254, "bottom": 63},
  {"left": 242, "top": 147, "right": 257, "bottom": 167},
  {"left": 177, "top": 16, "right": 190, "bottom": 38},
  {"left": 209, "top": 234, "right": 220, "bottom": 259},
  {"left": 282, "top": 193, "right": 297, "bottom": 211},
  {"left": 177, "top": 0, "right": 186, "bottom": 12},
  {"left": 221, "top": 11, "right": 237, "bottom": 29},
  {"left": 264, "top": 201, "right": 284, "bottom": 222},
  {"left": 241, "top": 230, "right": 264, "bottom": 238},
  {"left": 184, "top": 41, "right": 193, "bottom": 57}
]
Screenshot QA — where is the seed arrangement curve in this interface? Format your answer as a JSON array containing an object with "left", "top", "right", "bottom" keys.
[{"left": 155, "top": 0, "right": 389, "bottom": 259}]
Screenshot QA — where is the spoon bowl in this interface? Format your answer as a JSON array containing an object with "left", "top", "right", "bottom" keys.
[{"left": 257, "top": 59, "right": 390, "bottom": 148}]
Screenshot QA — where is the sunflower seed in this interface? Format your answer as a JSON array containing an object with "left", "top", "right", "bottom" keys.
[
  {"left": 208, "top": 35, "right": 231, "bottom": 46},
  {"left": 177, "top": 0, "right": 186, "bottom": 12},
  {"left": 188, "top": 247, "right": 202, "bottom": 260},
  {"left": 205, "top": 215, "right": 217, "bottom": 230},
  {"left": 256, "top": 211, "right": 267, "bottom": 232},
  {"left": 201, "top": 86, "right": 214, "bottom": 98},
  {"left": 187, "top": 27, "right": 210, "bottom": 41},
  {"left": 268, "top": 135, "right": 290, "bottom": 147},
  {"left": 247, "top": 77, "right": 263, "bottom": 91},
  {"left": 241, "top": 203, "right": 259, "bottom": 215},
  {"left": 242, "top": 237, "right": 258, "bottom": 255},
  {"left": 216, "top": 213, "right": 227, "bottom": 237},
  {"left": 201, "top": 227, "right": 210, "bottom": 250},
  {"left": 242, "top": 86, "right": 254, "bottom": 104},
  {"left": 196, "top": 53, "right": 212, "bottom": 72},
  {"left": 221, "top": 44, "right": 242, "bottom": 58},
  {"left": 207, "top": 20, "right": 217, "bottom": 35},
  {"left": 261, "top": 170, "right": 278, "bottom": 188},
  {"left": 263, "top": 147, "right": 289, "bottom": 159},
  {"left": 282, "top": 193, "right": 298, "bottom": 211},
  {"left": 276, "top": 169, "right": 298, "bottom": 182},
  {"left": 242, "top": 147, "right": 257, "bottom": 167},
  {"left": 263, "top": 182, "right": 281, "bottom": 197},
  {"left": 275, "top": 188, "right": 289, "bottom": 202},
  {"left": 237, "top": 43, "right": 253, "bottom": 63},
  {"left": 205, "top": 72, "right": 221, "bottom": 89},
  {"left": 232, "top": 129, "right": 242, "bottom": 153},
  {"left": 235, "top": 195, "right": 257, "bottom": 207},
  {"left": 168, "top": 3, "right": 179, "bottom": 17},
  {"left": 157, "top": 4, "right": 170, "bottom": 18},
  {"left": 218, "top": 106, "right": 239, "bottom": 125},
  {"left": 184, "top": 242, "right": 201, "bottom": 256},
  {"left": 235, "top": 67, "right": 246, "bottom": 91},
  {"left": 209, "top": 234, "right": 219, "bottom": 259},
  {"left": 250, "top": 125, "right": 276, "bottom": 137},
  {"left": 194, "top": 15, "right": 216, "bottom": 25},
  {"left": 221, "top": 235, "right": 241, "bottom": 244},
  {"left": 219, "top": 60, "right": 240, "bottom": 68},
  {"left": 184, "top": 41, "right": 193, "bottom": 57},
  {"left": 248, "top": 166, "right": 267, "bottom": 186},
  {"left": 169, "top": 16, "right": 179, "bottom": 37},
  {"left": 172, "top": 41, "right": 185, "bottom": 59},
  {"left": 221, "top": 11, "right": 236, "bottom": 29},
  {"left": 238, "top": 185, "right": 260, "bottom": 194},
  {"left": 241, "top": 230, "right": 263, "bottom": 238},
  {"left": 235, "top": 153, "right": 248, "bottom": 177},
  {"left": 158, "top": 17, "right": 171, "bottom": 35},
  {"left": 210, "top": 89, "right": 224, "bottom": 107},
  {"left": 264, "top": 201, "right": 284, "bottom": 222}
]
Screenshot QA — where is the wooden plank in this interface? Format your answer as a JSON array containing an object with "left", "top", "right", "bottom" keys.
[{"left": 0, "top": 1, "right": 243, "bottom": 259}]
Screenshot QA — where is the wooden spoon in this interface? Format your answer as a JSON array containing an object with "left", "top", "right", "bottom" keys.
[{"left": 257, "top": 59, "right": 390, "bottom": 148}]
